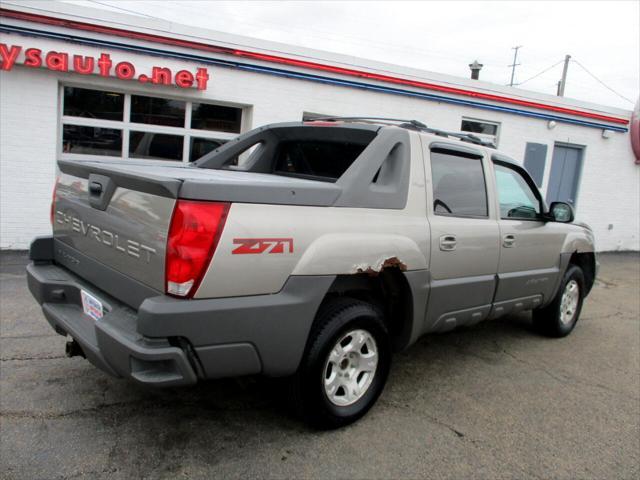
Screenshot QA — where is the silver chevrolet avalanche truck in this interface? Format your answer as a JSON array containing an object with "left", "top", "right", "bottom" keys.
[{"left": 27, "top": 118, "right": 596, "bottom": 428}]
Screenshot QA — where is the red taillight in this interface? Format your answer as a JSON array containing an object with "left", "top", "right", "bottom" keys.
[
  {"left": 50, "top": 176, "right": 59, "bottom": 225},
  {"left": 165, "top": 200, "right": 230, "bottom": 298}
]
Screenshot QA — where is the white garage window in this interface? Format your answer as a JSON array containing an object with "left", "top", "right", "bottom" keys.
[
  {"left": 460, "top": 117, "right": 500, "bottom": 146},
  {"left": 60, "top": 86, "right": 244, "bottom": 162}
]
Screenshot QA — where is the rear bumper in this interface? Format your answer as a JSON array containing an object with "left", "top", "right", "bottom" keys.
[
  {"left": 27, "top": 260, "right": 200, "bottom": 386},
  {"left": 27, "top": 236, "right": 334, "bottom": 386}
]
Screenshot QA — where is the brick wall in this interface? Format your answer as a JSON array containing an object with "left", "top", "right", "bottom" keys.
[{"left": 1, "top": 67, "right": 57, "bottom": 249}]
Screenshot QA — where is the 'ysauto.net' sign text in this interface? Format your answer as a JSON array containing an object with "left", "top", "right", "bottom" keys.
[{"left": 0, "top": 43, "right": 209, "bottom": 90}]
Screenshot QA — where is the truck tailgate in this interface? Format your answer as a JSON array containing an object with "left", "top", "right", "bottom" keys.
[{"left": 53, "top": 162, "right": 177, "bottom": 293}]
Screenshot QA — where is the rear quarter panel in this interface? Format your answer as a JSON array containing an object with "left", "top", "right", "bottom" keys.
[{"left": 195, "top": 132, "right": 429, "bottom": 299}]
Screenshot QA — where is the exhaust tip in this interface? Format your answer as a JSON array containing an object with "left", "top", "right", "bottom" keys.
[{"left": 65, "top": 340, "right": 85, "bottom": 358}]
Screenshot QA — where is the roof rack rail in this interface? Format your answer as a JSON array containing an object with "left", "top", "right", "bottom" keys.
[
  {"left": 309, "top": 116, "right": 428, "bottom": 129},
  {"left": 307, "top": 116, "right": 496, "bottom": 149}
]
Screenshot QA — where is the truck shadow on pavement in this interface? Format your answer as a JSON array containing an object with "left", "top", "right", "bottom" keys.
[{"left": 77, "top": 312, "right": 538, "bottom": 433}]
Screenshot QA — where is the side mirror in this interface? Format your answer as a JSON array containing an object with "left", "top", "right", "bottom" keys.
[{"left": 548, "top": 202, "right": 574, "bottom": 223}]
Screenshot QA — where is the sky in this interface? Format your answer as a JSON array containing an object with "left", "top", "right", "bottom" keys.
[{"left": 63, "top": 0, "right": 639, "bottom": 110}]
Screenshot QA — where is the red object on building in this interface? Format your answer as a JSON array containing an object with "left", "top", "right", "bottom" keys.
[{"left": 631, "top": 99, "right": 640, "bottom": 164}]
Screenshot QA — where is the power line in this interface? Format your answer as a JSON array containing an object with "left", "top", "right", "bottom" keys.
[
  {"left": 571, "top": 59, "right": 635, "bottom": 105},
  {"left": 513, "top": 59, "right": 564, "bottom": 86},
  {"left": 85, "top": 0, "right": 160, "bottom": 20},
  {"left": 84, "top": 1, "right": 507, "bottom": 67}
]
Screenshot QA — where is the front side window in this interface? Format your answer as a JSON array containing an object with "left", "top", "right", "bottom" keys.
[
  {"left": 430, "top": 150, "right": 488, "bottom": 217},
  {"left": 494, "top": 163, "right": 541, "bottom": 219}
]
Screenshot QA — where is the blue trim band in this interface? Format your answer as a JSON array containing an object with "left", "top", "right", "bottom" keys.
[{"left": 0, "top": 24, "right": 628, "bottom": 133}]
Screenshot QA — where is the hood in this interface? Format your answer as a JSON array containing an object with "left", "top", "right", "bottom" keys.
[{"left": 572, "top": 220, "right": 593, "bottom": 232}]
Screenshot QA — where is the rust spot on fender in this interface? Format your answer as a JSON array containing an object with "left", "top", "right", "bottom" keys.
[
  {"left": 380, "top": 256, "right": 408, "bottom": 271},
  {"left": 355, "top": 256, "right": 407, "bottom": 276}
]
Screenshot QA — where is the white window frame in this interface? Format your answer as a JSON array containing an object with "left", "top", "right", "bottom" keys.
[
  {"left": 58, "top": 83, "right": 246, "bottom": 163},
  {"left": 460, "top": 116, "right": 501, "bottom": 146}
]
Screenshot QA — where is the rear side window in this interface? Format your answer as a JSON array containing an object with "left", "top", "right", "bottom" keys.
[
  {"left": 430, "top": 150, "right": 488, "bottom": 217},
  {"left": 273, "top": 141, "right": 368, "bottom": 182}
]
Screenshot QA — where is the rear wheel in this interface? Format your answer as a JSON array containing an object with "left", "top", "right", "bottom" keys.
[
  {"left": 533, "top": 264, "right": 585, "bottom": 337},
  {"left": 290, "top": 297, "right": 391, "bottom": 429}
]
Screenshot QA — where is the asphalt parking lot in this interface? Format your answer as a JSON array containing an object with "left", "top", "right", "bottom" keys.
[{"left": 1, "top": 251, "right": 638, "bottom": 480}]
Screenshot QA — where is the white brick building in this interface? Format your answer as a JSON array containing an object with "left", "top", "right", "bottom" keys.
[{"left": 1, "top": 1, "right": 638, "bottom": 251}]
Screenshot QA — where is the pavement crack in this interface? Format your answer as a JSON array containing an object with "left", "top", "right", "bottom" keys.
[
  {"left": 501, "top": 348, "right": 569, "bottom": 383},
  {"left": 0, "top": 272, "right": 27, "bottom": 279},
  {"left": 379, "top": 399, "right": 475, "bottom": 442},
  {"left": 422, "top": 412, "right": 485, "bottom": 445},
  {"left": 1, "top": 354, "right": 67, "bottom": 361},
  {"left": 59, "top": 466, "right": 119, "bottom": 479},
  {"left": 500, "top": 347, "right": 639, "bottom": 401},
  {"left": 0, "top": 401, "right": 140, "bottom": 419},
  {"left": 0, "top": 333, "right": 59, "bottom": 340}
]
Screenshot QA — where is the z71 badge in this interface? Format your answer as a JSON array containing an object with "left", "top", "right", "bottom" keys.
[{"left": 232, "top": 238, "right": 294, "bottom": 254}]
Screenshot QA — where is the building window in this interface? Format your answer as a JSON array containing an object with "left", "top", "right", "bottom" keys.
[
  {"left": 460, "top": 117, "right": 500, "bottom": 146},
  {"left": 131, "top": 95, "right": 186, "bottom": 127},
  {"left": 60, "top": 86, "right": 244, "bottom": 161},
  {"left": 63, "top": 87, "right": 124, "bottom": 121},
  {"left": 62, "top": 125, "right": 122, "bottom": 156},
  {"left": 129, "top": 132, "right": 184, "bottom": 161},
  {"left": 190, "top": 137, "right": 225, "bottom": 162},
  {"left": 191, "top": 103, "right": 242, "bottom": 133}
]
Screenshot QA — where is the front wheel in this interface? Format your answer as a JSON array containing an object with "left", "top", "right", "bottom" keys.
[
  {"left": 290, "top": 297, "right": 391, "bottom": 429},
  {"left": 533, "top": 264, "right": 585, "bottom": 337}
]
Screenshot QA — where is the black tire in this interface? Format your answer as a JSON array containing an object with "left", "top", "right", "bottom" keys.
[
  {"left": 290, "top": 297, "right": 391, "bottom": 429},
  {"left": 533, "top": 264, "right": 585, "bottom": 337}
]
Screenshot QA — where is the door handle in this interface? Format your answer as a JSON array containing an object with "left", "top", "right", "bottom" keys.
[
  {"left": 503, "top": 234, "right": 516, "bottom": 248},
  {"left": 89, "top": 181, "right": 103, "bottom": 195},
  {"left": 439, "top": 234, "right": 457, "bottom": 251}
]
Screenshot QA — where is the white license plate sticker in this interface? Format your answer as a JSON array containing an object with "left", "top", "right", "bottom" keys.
[{"left": 81, "top": 289, "right": 103, "bottom": 321}]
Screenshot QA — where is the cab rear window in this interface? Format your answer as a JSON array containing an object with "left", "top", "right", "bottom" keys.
[{"left": 273, "top": 141, "right": 369, "bottom": 182}]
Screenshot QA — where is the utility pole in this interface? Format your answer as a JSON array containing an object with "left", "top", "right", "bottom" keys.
[
  {"left": 557, "top": 54, "right": 571, "bottom": 97},
  {"left": 508, "top": 45, "right": 523, "bottom": 86}
]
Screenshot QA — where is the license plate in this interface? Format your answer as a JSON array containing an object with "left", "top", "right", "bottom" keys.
[{"left": 81, "top": 289, "right": 103, "bottom": 321}]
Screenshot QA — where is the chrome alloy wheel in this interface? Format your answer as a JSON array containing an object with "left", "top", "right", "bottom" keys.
[
  {"left": 560, "top": 279, "right": 580, "bottom": 325},
  {"left": 322, "top": 329, "right": 378, "bottom": 406}
]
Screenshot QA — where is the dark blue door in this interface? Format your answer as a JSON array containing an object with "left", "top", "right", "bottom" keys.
[{"left": 546, "top": 144, "right": 584, "bottom": 207}]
